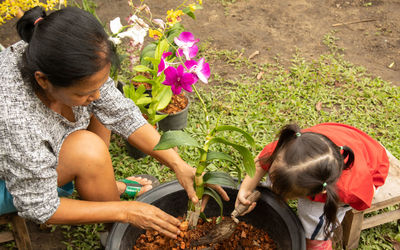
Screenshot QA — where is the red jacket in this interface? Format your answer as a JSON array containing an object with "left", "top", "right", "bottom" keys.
[{"left": 259, "top": 123, "right": 389, "bottom": 211}]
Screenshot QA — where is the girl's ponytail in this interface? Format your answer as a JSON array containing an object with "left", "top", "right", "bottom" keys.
[
  {"left": 341, "top": 145, "right": 354, "bottom": 169},
  {"left": 16, "top": 6, "right": 46, "bottom": 43},
  {"left": 323, "top": 183, "right": 339, "bottom": 237}
]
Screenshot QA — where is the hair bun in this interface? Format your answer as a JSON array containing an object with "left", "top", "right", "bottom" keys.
[{"left": 16, "top": 6, "right": 46, "bottom": 43}]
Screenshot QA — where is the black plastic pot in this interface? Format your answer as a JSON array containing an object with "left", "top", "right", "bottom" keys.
[
  {"left": 124, "top": 140, "right": 147, "bottom": 159},
  {"left": 105, "top": 180, "right": 305, "bottom": 250},
  {"left": 157, "top": 98, "right": 190, "bottom": 132}
]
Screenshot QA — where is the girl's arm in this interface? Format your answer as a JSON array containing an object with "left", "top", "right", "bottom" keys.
[
  {"left": 47, "top": 198, "right": 181, "bottom": 239},
  {"left": 235, "top": 154, "right": 268, "bottom": 214}
]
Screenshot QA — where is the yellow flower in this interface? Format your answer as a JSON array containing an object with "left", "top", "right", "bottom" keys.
[
  {"left": 149, "top": 29, "right": 162, "bottom": 40},
  {"left": 197, "top": 0, "right": 203, "bottom": 5},
  {"left": 188, "top": 3, "right": 196, "bottom": 12},
  {"left": 166, "top": 9, "right": 184, "bottom": 26}
]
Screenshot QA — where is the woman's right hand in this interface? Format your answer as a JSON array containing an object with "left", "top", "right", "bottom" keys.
[{"left": 124, "top": 201, "right": 181, "bottom": 239}]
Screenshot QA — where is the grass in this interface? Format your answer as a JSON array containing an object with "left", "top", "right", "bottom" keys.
[{"left": 2, "top": 34, "right": 398, "bottom": 249}]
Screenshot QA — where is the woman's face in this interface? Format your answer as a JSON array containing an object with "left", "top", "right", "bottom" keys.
[{"left": 40, "top": 63, "right": 111, "bottom": 107}]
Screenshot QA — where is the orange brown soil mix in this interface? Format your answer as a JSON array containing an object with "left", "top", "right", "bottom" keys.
[
  {"left": 160, "top": 93, "right": 188, "bottom": 115},
  {"left": 133, "top": 216, "right": 277, "bottom": 250}
]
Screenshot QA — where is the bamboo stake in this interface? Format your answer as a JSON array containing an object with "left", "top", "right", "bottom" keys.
[{"left": 332, "top": 19, "right": 376, "bottom": 27}]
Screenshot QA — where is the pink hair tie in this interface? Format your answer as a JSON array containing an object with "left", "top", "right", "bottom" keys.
[{"left": 34, "top": 17, "right": 44, "bottom": 25}]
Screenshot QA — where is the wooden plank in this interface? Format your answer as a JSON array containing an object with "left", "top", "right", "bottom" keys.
[
  {"left": 362, "top": 210, "right": 400, "bottom": 230},
  {"left": 0, "top": 231, "right": 14, "bottom": 243},
  {"left": 342, "top": 210, "right": 364, "bottom": 249},
  {"left": 11, "top": 215, "right": 32, "bottom": 250}
]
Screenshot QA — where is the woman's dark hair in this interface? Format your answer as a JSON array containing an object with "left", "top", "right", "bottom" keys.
[
  {"left": 17, "top": 6, "right": 118, "bottom": 88},
  {"left": 259, "top": 124, "right": 354, "bottom": 238}
]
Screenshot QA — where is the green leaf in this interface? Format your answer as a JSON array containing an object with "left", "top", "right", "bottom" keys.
[
  {"left": 203, "top": 172, "right": 236, "bottom": 188},
  {"left": 203, "top": 187, "right": 223, "bottom": 218},
  {"left": 199, "top": 212, "right": 212, "bottom": 222},
  {"left": 215, "top": 125, "right": 256, "bottom": 148},
  {"left": 155, "top": 39, "right": 170, "bottom": 60},
  {"left": 153, "top": 85, "right": 172, "bottom": 111},
  {"left": 208, "top": 137, "right": 256, "bottom": 177},
  {"left": 132, "top": 75, "right": 153, "bottom": 84},
  {"left": 206, "top": 151, "right": 235, "bottom": 163},
  {"left": 140, "top": 43, "right": 157, "bottom": 65},
  {"left": 154, "top": 131, "right": 200, "bottom": 150},
  {"left": 152, "top": 114, "right": 168, "bottom": 124},
  {"left": 182, "top": 7, "right": 196, "bottom": 19},
  {"left": 166, "top": 23, "right": 185, "bottom": 43},
  {"left": 133, "top": 65, "right": 152, "bottom": 73}
]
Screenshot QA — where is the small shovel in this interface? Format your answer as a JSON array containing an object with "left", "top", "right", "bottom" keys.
[{"left": 190, "top": 190, "right": 261, "bottom": 246}]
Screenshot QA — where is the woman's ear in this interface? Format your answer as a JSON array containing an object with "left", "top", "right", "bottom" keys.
[{"left": 34, "top": 71, "right": 50, "bottom": 90}]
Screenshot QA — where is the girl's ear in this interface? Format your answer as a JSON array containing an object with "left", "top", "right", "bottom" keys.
[{"left": 34, "top": 71, "right": 50, "bottom": 90}]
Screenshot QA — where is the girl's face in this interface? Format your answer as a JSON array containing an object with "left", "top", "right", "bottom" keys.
[{"left": 37, "top": 63, "right": 111, "bottom": 107}]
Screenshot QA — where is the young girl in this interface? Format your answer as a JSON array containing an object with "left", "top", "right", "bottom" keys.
[{"left": 236, "top": 123, "right": 394, "bottom": 249}]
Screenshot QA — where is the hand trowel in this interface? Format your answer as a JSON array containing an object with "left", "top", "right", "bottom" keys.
[{"left": 190, "top": 190, "right": 261, "bottom": 246}]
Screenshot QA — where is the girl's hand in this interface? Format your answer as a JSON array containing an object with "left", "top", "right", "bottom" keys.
[
  {"left": 125, "top": 201, "right": 181, "bottom": 239},
  {"left": 235, "top": 188, "right": 257, "bottom": 216}
]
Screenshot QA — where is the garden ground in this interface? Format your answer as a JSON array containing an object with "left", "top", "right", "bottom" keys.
[{"left": 0, "top": 0, "right": 399, "bottom": 249}]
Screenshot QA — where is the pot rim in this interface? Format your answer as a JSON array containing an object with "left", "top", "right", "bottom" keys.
[{"left": 157, "top": 95, "right": 190, "bottom": 116}]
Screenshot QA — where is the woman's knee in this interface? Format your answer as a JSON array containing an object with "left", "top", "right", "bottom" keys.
[{"left": 58, "top": 130, "right": 112, "bottom": 177}]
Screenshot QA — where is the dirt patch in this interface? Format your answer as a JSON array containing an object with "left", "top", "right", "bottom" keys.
[
  {"left": 1, "top": 0, "right": 399, "bottom": 86},
  {"left": 0, "top": 0, "right": 399, "bottom": 248}
]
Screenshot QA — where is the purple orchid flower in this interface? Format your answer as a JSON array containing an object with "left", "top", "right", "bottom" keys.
[
  {"left": 174, "top": 32, "right": 199, "bottom": 60},
  {"left": 185, "top": 58, "right": 210, "bottom": 84},
  {"left": 157, "top": 51, "right": 172, "bottom": 76},
  {"left": 162, "top": 64, "right": 197, "bottom": 95}
]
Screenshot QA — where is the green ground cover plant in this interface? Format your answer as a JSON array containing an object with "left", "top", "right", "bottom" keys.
[{"left": 2, "top": 34, "right": 397, "bottom": 249}]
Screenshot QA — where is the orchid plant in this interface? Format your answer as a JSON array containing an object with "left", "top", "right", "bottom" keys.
[
  {"left": 110, "top": 0, "right": 203, "bottom": 125},
  {"left": 109, "top": 0, "right": 256, "bottom": 228},
  {"left": 153, "top": 33, "right": 256, "bottom": 228}
]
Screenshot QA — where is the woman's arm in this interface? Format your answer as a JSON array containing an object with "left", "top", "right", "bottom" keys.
[
  {"left": 127, "top": 124, "right": 198, "bottom": 203},
  {"left": 48, "top": 198, "right": 181, "bottom": 238}
]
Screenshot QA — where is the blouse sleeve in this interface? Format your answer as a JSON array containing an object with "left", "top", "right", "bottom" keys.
[
  {"left": 1, "top": 110, "right": 60, "bottom": 223},
  {"left": 89, "top": 78, "right": 147, "bottom": 139}
]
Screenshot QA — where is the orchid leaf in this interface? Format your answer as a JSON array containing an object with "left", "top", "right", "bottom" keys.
[
  {"left": 133, "top": 65, "right": 152, "bottom": 73},
  {"left": 203, "top": 187, "right": 223, "bottom": 218},
  {"left": 140, "top": 43, "right": 157, "bottom": 65},
  {"left": 182, "top": 7, "right": 196, "bottom": 19},
  {"left": 215, "top": 125, "right": 256, "bottom": 149},
  {"left": 166, "top": 23, "right": 184, "bottom": 43},
  {"left": 199, "top": 212, "right": 211, "bottom": 222},
  {"left": 206, "top": 151, "right": 235, "bottom": 163},
  {"left": 208, "top": 137, "right": 255, "bottom": 177},
  {"left": 153, "top": 114, "right": 168, "bottom": 124},
  {"left": 203, "top": 172, "right": 236, "bottom": 188},
  {"left": 154, "top": 85, "right": 172, "bottom": 111},
  {"left": 132, "top": 75, "right": 153, "bottom": 84},
  {"left": 155, "top": 39, "right": 169, "bottom": 60},
  {"left": 154, "top": 131, "right": 200, "bottom": 150}
]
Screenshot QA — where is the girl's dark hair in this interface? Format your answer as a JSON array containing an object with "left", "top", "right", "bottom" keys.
[
  {"left": 17, "top": 6, "right": 118, "bottom": 88},
  {"left": 259, "top": 124, "right": 354, "bottom": 238}
]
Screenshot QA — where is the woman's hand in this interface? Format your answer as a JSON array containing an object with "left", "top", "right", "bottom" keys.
[
  {"left": 174, "top": 163, "right": 198, "bottom": 203},
  {"left": 124, "top": 201, "right": 181, "bottom": 239}
]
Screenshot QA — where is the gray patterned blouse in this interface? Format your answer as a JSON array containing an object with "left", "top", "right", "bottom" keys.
[{"left": 0, "top": 41, "right": 147, "bottom": 223}]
